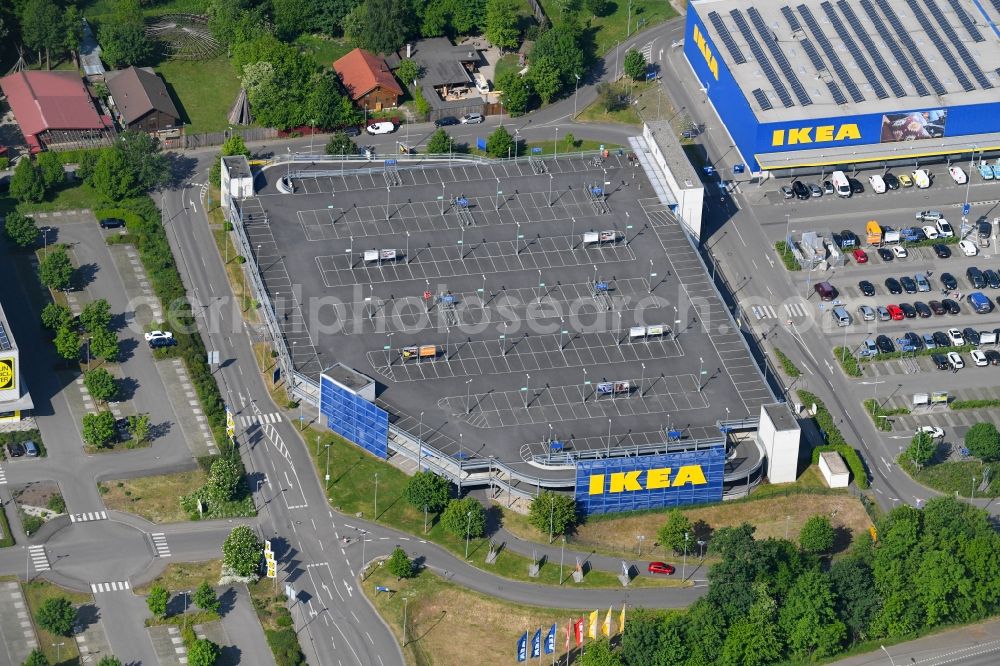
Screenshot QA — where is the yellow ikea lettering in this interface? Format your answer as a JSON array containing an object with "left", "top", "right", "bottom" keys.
[
  {"left": 692, "top": 25, "right": 720, "bottom": 81},
  {"left": 588, "top": 465, "right": 709, "bottom": 495},
  {"left": 771, "top": 123, "right": 861, "bottom": 147}
]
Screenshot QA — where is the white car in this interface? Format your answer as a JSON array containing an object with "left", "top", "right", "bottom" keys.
[
  {"left": 921, "top": 225, "right": 939, "bottom": 240},
  {"left": 365, "top": 121, "right": 396, "bottom": 135},
  {"left": 971, "top": 349, "right": 989, "bottom": 366},
  {"left": 947, "top": 328, "right": 965, "bottom": 346},
  {"left": 891, "top": 245, "right": 908, "bottom": 258},
  {"left": 936, "top": 219, "right": 954, "bottom": 238},
  {"left": 917, "top": 425, "right": 944, "bottom": 439},
  {"left": 144, "top": 330, "right": 173, "bottom": 342},
  {"left": 947, "top": 351, "right": 965, "bottom": 369},
  {"left": 959, "top": 239, "right": 978, "bottom": 256},
  {"left": 949, "top": 166, "right": 968, "bottom": 184},
  {"left": 868, "top": 174, "right": 886, "bottom": 193}
]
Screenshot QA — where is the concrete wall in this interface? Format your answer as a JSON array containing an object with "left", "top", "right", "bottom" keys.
[{"left": 757, "top": 403, "right": 800, "bottom": 484}]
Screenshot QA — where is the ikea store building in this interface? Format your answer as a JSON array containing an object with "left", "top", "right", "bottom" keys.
[{"left": 684, "top": 0, "right": 1000, "bottom": 176}]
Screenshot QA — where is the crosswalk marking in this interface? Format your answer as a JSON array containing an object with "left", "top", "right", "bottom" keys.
[
  {"left": 0, "top": 464, "right": 6, "bottom": 484},
  {"left": 750, "top": 305, "right": 777, "bottom": 320},
  {"left": 239, "top": 412, "right": 282, "bottom": 427},
  {"left": 783, "top": 302, "right": 810, "bottom": 317},
  {"left": 70, "top": 511, "right": 107, "bottom": 523},
  {"left": 151, "top": 533, "right": 171, "bottom": 558},
  {"left": 28, "top": 545, "right": 50, "bottom": 572},
  {"left": 91, "top": 581, "right": 130, "bottom": 593}
]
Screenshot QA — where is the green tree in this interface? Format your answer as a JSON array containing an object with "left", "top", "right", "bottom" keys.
[
  {"left": 304, "top": 73, "right": 350, "bottom": 130},
  {"left": 420, "top": 0, "right": 449, "bottom": 37},
  {"left": 77, "top": 150, "right": 101, "bottom": 182},
  {"left": 115, "top": 131, "right": 171, "bottom": 194},
  {"left": 496, "top": 70, "right": 530, "bottom": 116},
  {"left": 386, "top": 546, "right": 414, "bottom": 578},
  {"left": 425, "top": 129, "right": 453, "bottom": 154},
  {"left": 485, "top": 0, "right": 520, "bottom": 51},
  {"left": 89, "top": 149, "right": 137, "bottom": 201},
  {"left": 96, "top": 657, "right": 123, "bottom": 666},
  {"left": 39, "top": 246, "right": 74, "bottom": 290},
  {"left": 709, "top": 522, "right": 756, "bottom": 559},
  {"left": 234, "top": 36, "right": 317, "bottom": 129},
  {"left": 657, "top": 509, "right": 692, "bottom": 555},
  {"left": 62, "top": 5, "right": 83, "bottom": 63},
  {"left": 326, "top": 132, "right": 358, "bottom": 156},
  {"left": 220, "top": 135, "right": 250, "bottom": 158},
  {"left": 193, "top": 581, "right": 220, "bottom": 613},
  {"left": 343, "top": 0, "right": 414, "bottom": 54},
  {"left": 402, "top": 471, "right": 452, "bottom": 512},
  {"left": 187, "top": 638, "right": 220, "bottom": 666},
  {"left": 128, "top": 413, "right": 151, "bottom": 444},
  {"left": 527, "top": 491, "right": 577, "bottom": 539},
  {"left": 579, "top": 638, "right": 620, "bottom": 666},
  {"left": 41, "top": 303, "right": 73, "bottom": 331},
  {"left": 619, "top": 609, "right": 666, "bottom": 666},
  {"left": 584, "top": 0, "right": 608, "bottom": 17},
  {"left": 485, "top": 125, "right": 514, "bottom": 158},
  {"left": 89, "top": 327, "right": 120, "bottom": 362},
  {"left": 529, "top": 57, "right": 562, "bottom": 104},
  {"left": 529, "top": 26, "right": 584, "bottom": 95},
  {"left": 440, "top": 497, "right": 486, "bottom": 539},
  {"left": 4, "top": 210, "right": 40, "bottom": 248},
  {"left": 146, "top": 584, "right": 168, "bottom": 618},
  {"left": 19, "top": 0, "right": 62, "bottom": 68},
  {"left": 799, "top": 515, "right": 835, "bottom": 555},
  {"left": 965, "top": 422, "right": 1000, "bottom": 461},
  {"left": 623, "top": 49, "right": 647, "bottom": 81},
  {"left": 82, "top": 411, "right": 117, "bottom": 448},
  {"left": 54, "top": 325, "right": 81, "bottom": 361},
  {"left": 99, "top": 22, "right": 152, "bottom": 68},
  {"left": 222, "top": 525, "right": 263, "bottom": 578},
  {"left": 829, "top": 556, "right": 879, "bottom": 640},
  {"left": 906, "top": 431, "right": 936, "bottom": 468},
  {"left": 84, "top": 368, "right": 118, "bottom": 403},
  {"left": 36, "top": 151, "right": 65, "bottom": 191},
  {"left": 79, "top": 299, "right": 111, "bottom": 333},
  {"left": 396, "top": 58, "right": 420, "bottom": 86},
  {"left": 209, "top": 457, "right": 243, "bottom": 502},
  {"left": 9, "top": 158, "right": 45, "bottom": 203},
  {"left": 719, "top": 583, "right": 784, "bottom": 666},
  {"left": 21, "top": 649, "right": 49, "bottom": 666},
  {"left": 778, "top": 570, "right": 846, "bottom": 659},
  {"left": 35, "top": 596, "right": 76, "bottom": 636}
]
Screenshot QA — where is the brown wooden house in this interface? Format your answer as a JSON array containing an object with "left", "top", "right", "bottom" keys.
[
  {"left": 105, "top": 66, "right": 181, "bottom": 135},
  {"left": 333, "top": 48, "right": 403, "bottom": 112}
]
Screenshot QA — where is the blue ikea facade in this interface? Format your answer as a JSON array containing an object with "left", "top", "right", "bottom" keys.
[
  {"left": 683, "top": 2, "right": 1000, "bottom": 172},
  {"left": 320, "top": 374, "right": 389, "bottom": 459},
  {"left": 574, "top": 447, "right": 725, "bottom": 516}
]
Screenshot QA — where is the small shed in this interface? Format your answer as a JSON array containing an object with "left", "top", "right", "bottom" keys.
[{"left": 818, "top": 451, "right": 850, "bottom": 488}]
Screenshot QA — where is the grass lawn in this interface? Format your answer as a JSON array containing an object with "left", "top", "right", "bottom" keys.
[
  {"left": 539, "top": 0, "right": 679, "bottom": 56},
  {"left": 22, "top": 580, "right": 91, "bottom": 665},
  {"left": 898, "top": 457, "right": 1000, "bottom": 497},
  {"left": 156, "top": 56, "right": 241, "bottom": 133},
  {"left": 209, "top": 215, "right": 258, "bottom": 322},
  {"left": 295, "top": 34, "right": 352, "bottom": 70},
  {"left": 98, "top": 469, "right": 206, "bottom": 523},
  {"left": 576, "top": 95, "right": 641, "bottom": 125},
  {"left": 135, "top": 560, "right": 222, "bottom": 595},
  {"left": 17, "top": 183, "right": 104, "bottom": 214},
  {"left": 80, "top": 0, "right": 208, "bottom": 21},
  {"left": 494, "top": 53, "right": 522, "bottom": 82}
]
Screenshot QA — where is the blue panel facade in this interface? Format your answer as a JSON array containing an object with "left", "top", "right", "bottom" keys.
[
  {"left": 574, "top": 447, "right": 725, "bottom": 515},
  {"left": 320, "top": 375, "right": 388, "bottom": 459}
]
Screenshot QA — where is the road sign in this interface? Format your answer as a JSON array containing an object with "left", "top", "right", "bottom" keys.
[
  {"left": 703, "top": 165, "right": 715, "bottom": 176},
  {"left": 208, "top": 350, "right": 220, "bottom": 366},
  {"left": 375, "top": 585, "right": 391, "bottom": 593},
  {"left": 264, "top": 539, "right": 272, "bottom": 555},
  {"left": 384, "top": 159, "right": 397, "bottom": 166},
  {"left": 476, "top": 138, "right": 487, "bottom": 151},
  {"left": 266, "top": 561, "right": 277, "bottom": 578},
  {"left": 733, "top": 163, "right": 745, "bottom": 174},
  {"left": 285, "top": 584, "right": 295, "bottom": 599},
  {"left": 532, "top": 147, "right": 542, "bottom": 154},
  {"left": 226, "top": 407, "right": 235, "bottom": 439},
  {"left": 963, "top": 202, "right": 971, "bottom": 216}
]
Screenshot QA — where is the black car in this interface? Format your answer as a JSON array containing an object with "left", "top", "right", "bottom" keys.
[
  {"left": 791, "top": 180, "right": 810, "bottom": 200},
  {"left": 941, "top": 272, "right": 958, "bottom": 290},
  {"left": 885, "top": 277, "right": 903, "bottom": 294},
  {"left": 985, "top": 350, "right": 1000, "bottom": 366},
  {"left": 929, "top": 300, "right": 946, "bottom": 315},
  {"left": 967, "top": 267, "right": 986, "bottom": 289},
  {"left": 849, "top": 178, "right": 865, "bottom": 194},
  {"left": 914, "top": 301, "right": 932, "bottom": 318},
  {"left": 900, "top": 276, "right": 917, "bottom": 294},
  {"left": 434, "top": 116, "right": 459, "bottom": 127},
  {"left": 878, "top": 247, "right": 894, "bottom": 261},
  {"left": 933, "top": 244, "right": 952, "bottom": 259},
  {"left": 933, "top": 331, "right": 950, "bottom": 347},
  {"left": 985, "top": 269, "right": 1000, "bottom": 289},
  {"left": 899, "top": 303, "right": 917, "bottom": 318},
  {"left": 115, "top": 417, "right": 130, "bottom": 442},
  {"left": 963, "top": 327, "right": 981, "bottom": 345},
  {"left": 859, "top": 280, "right": 876, "bottom": 297},
  {"left": 341, "top": 126, "right": 362, "bottom": 136},
  {"left": 148, "top": 336, "right": 177, "bottom": 349},
  {"left": 876, "top": 335, "right": 895, "bottom": 353},
  {"left": 5, "top": 442, "right": 25, "bottom": 457},
  {"left": 839, "top": 229, "right": 859, "bottom": 246},
  {"left": 932, "top": 353, "right": 950, "bottom": 370},
  {"left": 942, "top": 298, "right": 961, "bottom": 314},
  {"left": 99, "top": 218, "right": 125, "bottom": 229},
  {"left": 905, "top": 332, "right": 924, "bottom": 349},
  {"left": 884, "top": 173, "right": 900, "bottom": 190}
]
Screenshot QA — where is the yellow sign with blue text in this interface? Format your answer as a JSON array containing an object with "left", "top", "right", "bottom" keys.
[
  {"left": 692, "top": 24, "right": 719, "bottom": 81},
  {"left": 771, "top": 123, "right": 861, "bottom": 147},
  {"left": 0, "top": 357, "right": 16, "bottom": 392},
  {"left": 588, "top": 465, "right": 708, "bottom": 495}
]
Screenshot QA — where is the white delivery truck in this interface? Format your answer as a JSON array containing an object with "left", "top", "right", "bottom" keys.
[
  {"left": 911, "top": 169, "right": 931, "bottom": 189},
  {"left": 831, "top": 170, "right": 851, "bottom": 197}
]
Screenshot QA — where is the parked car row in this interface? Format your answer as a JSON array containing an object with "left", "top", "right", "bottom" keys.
[{"left": 859, "top": 327, "right": 1000, "bottom": 358}]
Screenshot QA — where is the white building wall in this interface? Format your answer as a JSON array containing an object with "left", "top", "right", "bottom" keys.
[{"left": 758, "top": 404, "right": 800, "bottom": 483}]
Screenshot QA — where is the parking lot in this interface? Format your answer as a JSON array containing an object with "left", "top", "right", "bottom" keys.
[{"left": 246, "top": 155, "right": 771, "bottom": 464}]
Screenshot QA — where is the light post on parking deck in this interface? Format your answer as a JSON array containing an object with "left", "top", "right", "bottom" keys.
[
  {"left": 640, "top": 363, "right": 646, "bottom": 398},
  {"left": 548, "top": 173, "right": 554, "bottom": 207},
  {"left": 385, "top": 185, "right": 391, "bottom": 221},
  {"left": 698, "top": 357, "right": 704, "bottom": 392},
  {"left": 325, "top": 444, "right": 331, "bottom": 486},
  {"left": 466, "top": 378, "right": 473, "bottom": 415},
  {"left": 607, "top": 418, "right": 612, "bottom": 456},
  {"left": 573, "top": 73, "right": 581, "bottom": 118},
  {"left": 554, "top": 127, "right": 559, "bottom": 158},
  {"left": 495, "top": 177, "right": 501, "bottom": 211},
  {"left": 373, "top": 472, "right": 379, "bottom": 520},
  {"left": 682, "top": 532, "right": 689, "bottom": 580}
]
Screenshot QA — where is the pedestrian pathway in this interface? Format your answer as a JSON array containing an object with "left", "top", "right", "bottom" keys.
[
  {"left": 0, "top": 581, "right": 38, "bottom": 665},
  {"left": 28, "top": 545, "right": 50, "bottom": 572},
  {"left": 90, "top": 581, "right": 131, "bottom": 593},
  {"left": 151, "top": 532, "right": 171, "bottom": 558},
  {"left": 239, "top": 412, "right": 283, "bottom": 427},
  {"left": 0, "top": 463, "right": 6, "bottom": 485},
  {"left": 70, "top": 511, "right": 108, "bottom": 523}
]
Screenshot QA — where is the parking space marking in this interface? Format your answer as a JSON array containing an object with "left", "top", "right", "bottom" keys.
[
  {"left": 91, "top": 581, "right": 131, "bottom": 593},
  {"left": 28, "top": 545, "right": 50, "bottom": 572}
]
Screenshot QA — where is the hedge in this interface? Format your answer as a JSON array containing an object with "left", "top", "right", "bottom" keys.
[
  {"left": 774, "top": 241, "right": 801, "bottom": 271},
  {"left": 950, "top": 399, "right": 1000, "bottom": 410},
  {"left": 52, "top": 147, "right": 107, "bottom": 165},
  {"left": 774, "top": 347, "right": 801, "bottom": 378},
  {"left": 833, "top": 347, "right": 863, "bottom": 377},
  {"left": 799, "top": 389, "right": 870, "bottom": 488},
  {"left": 862, "top": 399, "right": 910, "bottom": 431}
]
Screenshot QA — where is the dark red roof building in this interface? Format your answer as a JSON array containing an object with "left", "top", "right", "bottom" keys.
[
  {"left": 0, "top": 70, "right": 114, "bottom": 152},
  {"left": 333, "top": 48, "right": 403, "bottom": 112}
]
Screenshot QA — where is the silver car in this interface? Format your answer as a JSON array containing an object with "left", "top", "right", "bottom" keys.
[
  {"left": 877, "top": 305, "right": 891, "bottom": 321},
  {"left": 857, "top": 304, "right": 876, "bottom": 321}
]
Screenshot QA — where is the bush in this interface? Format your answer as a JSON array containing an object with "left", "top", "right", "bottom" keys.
[
  {"left": 440, "top": 497, "right": 487, "bottom": 539},
  {"left": 862, "top": 399, "right": 909, "bottom": 431},
  {"left": 386, "top": 546, "right": 414, "bottom": 579},
  {"left": 774, "top": 348, "right": 802, "bottom": 378},
  {"left": 906, "top": 432, "right": 936, "bottom": 468},
  {"left": 38, "top": 247, "right": 74, "bottom": 291},
  {"left": 833, "top": 347, "right": 863, "bottom": 377},
  {"left": 800, "top": 390, "right": 869, "bottom": 488},
  {"left": 146, "top": 584, "right": 168, "bottom": 618},
  {"left": 324, "top": 132, "right": 357, "bottom": 157},
  {"left": 46, "top": 494, "right": 66, "bottom": 514},
  {"left": 775, "top": 241, "right": 801, "bottom": 271},
  {"left": 193, "top": 582, "right": 220, "bottom": 613},
  {"left": 21, "top": 513, "right": 43, "bottom": 536},
  {"left": 265, "top": 628, "right": 306, "bottom": 666},
  {"left": 402, "top": 471, "right": 451, "bottom": 513},
  {"left": 951, "top": 399, "right": 1000, "bottom": 410},
  {"left": 223, "top": 525, "right": 262, "bottom": 578},
  {"left": 799, "top": 515, "right": 835, "bottom": 554},
  {"left": 208, "top": 457, "right": 243, "bottom": 502},
  {"left": 82, "top": 411, "right": 117, "bottom": 448},
  {"left": 527, "top": 491, "right": 578, "bottom": 538},
  {"left": 965, "top": 422, "right": 1000, "bottom": 461},
  {"left": 187, "top": 639, "right": 220, "bottom": 666},
  {"left": 40, "top": 303, "right": 73, "bottom": 332},
  {"left": 485, "top": 126, "right": 514, "bottom": 158},
  {"left": 35, "top": 596, "right": 76, "bottom": 636},
  {"left": 84, "top": 368, "right": 119, "bottom": 403},
  {"left": 21, "top": 648, "right": 49, "bottom": 666}
]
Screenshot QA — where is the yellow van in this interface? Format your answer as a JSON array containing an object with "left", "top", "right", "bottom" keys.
[{"left": 866, "top": 220, "right": 882, "bottom": 245}]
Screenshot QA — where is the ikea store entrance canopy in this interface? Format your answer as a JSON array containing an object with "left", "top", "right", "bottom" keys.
[{"left": 684, "top": 0, "right": 1000, "bottom": 173}]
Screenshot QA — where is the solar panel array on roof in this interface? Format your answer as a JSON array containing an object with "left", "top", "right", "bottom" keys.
[
  {"left": 707, "top": 11, "right": 747, "bottom": 65},
  {"left": 747, "top": 7, "right": 812, "bottom": 106},
  {"left": 797, "top": 4, "right": 865, "bottom": 103},
  {"left": 780, "top": 5, "right": 802, "bottom": 31},
  {"left": 781, "top": 6, "right": 851, "bottom": 105},
  {"left": 751, "top": 88, "right": 774, "bottom": 111},
  {"left": 922, "top": 0, "right": 993, "bottom": 89},
  {"left": 992, "top": 0, "right": 1000, "bottom": 15},
  {"left": 820, "top": 1, "right": 888, "bottom": 99},
  {"left": 835, "top": 0, "right": 907, "bottom": 98},
  {"left": 908, "top": 0, "right": 975, "bottom": 91},
  {"left": 944, "top": 0, "right": 985, "bottom": 41},
  {"left": 873, "top": 0, "right": 948, "bottom": 95},
  {"left": 858, "top": 0, "right": 931, "bottom": 96},
  {"left": 0, "top": 324, "right": 11, "bottom": 352},
  {"left": 729, "top": 9, "right": 795, "bottom": 107}
]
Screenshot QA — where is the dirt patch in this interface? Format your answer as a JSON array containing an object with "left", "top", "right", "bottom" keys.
[
  {"left": 12, "top": 481, "right": 61, "bottom": 513},
  {"left": 98, "top": 469, "right": 207, "bottom": 523}
]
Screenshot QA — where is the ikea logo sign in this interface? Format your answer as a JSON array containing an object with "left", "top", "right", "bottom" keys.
[
  {"left": 771, "top": 124, "right": 861, "bottom": 146},
  {"left": 588, "top": 465, "right": 708, "bottom": 495},
  {"left": 692, "top": 24, "right": 719, "bottom": 81}
]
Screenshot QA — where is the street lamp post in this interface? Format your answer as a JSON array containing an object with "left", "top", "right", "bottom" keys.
[
  {"left": 698, "top": 356, "right": 705, "bottom": 392},
  {"left": 373, "top": 473, "right": 379, "bottom": 519},
  {"left": 403, "top": 596, "right": 410, "bottom": 646},
  {"left": 549, "top": 499, "right": 555, "bottom": 544},
  {"left": 548, "top": 173, "right": 554, "bottom": 207},
  {"left": 466, "top": 378, "right": 473, "bottom": 415},
  {"left": 52, "top": 642, "right": 64, "bottom": 663},
  {"left": 325, "top": 444, "right": 332, "bottom": 486},
  {"left": 636, "top": 534, "right": 645, "bottom": 557},
  {"left": 573, "top": 74, "right": 581, "bottom": 118},
  {"left": 385, "top": 185, "right": 391, "bottom": 221},
  {"left": 559, "top": 536, "right": 566, "bottom": 584},
  {"left": 554, "top": 127, "right": 559, "bottom": 158},
  {"left": 183, "top": 590, "right": 191, "bottom": 631}
]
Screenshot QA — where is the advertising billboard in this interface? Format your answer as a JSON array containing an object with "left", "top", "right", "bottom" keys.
[
  {"left": 574, "top": 447, "right": 725, "bottom": 515},
  {"left": 319, "top": 374, "right": 388, "bottom": 458},
  {"left": 880, "top": 109, "right": 947, "bottom": 143}
]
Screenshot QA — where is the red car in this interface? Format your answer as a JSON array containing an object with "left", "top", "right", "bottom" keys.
[
  {"left": 647, "top": 562, "right": 676, "bottom": 575},
  {"left": 853, "top": 248, "right": 869, "bottom": 264},
  {"left": 887, "top": 304, "right": 904, "bottom": 321}
]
